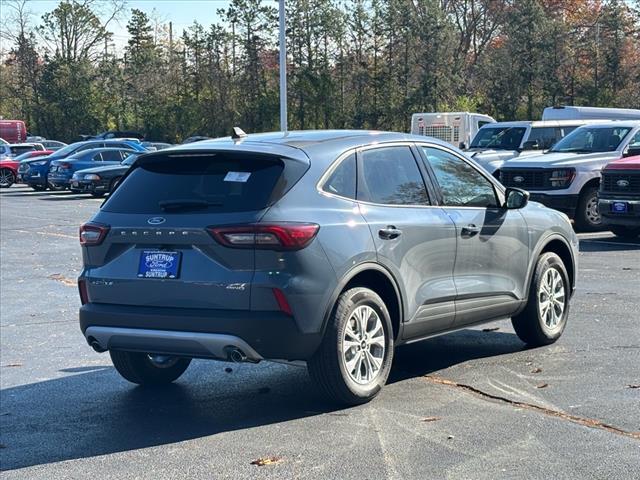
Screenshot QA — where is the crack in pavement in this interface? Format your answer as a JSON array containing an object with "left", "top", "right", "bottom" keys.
[{"left": 423, "top": 375, "right": 640, "bottom": 441}]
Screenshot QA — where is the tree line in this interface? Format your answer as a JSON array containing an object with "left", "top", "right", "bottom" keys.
[{"left": 1, "top": 0, "right": 639, "bottom": 143}]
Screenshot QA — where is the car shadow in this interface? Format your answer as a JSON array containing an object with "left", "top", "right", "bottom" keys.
[
  {"left": 0, "top": 329, "right": 525, "bottom": 471},
  {"left": 38, "top": 194, "right": 98, "bottom": 201},
  {"left": 579, "top": 236, "right": 640, "bottom": 252}
]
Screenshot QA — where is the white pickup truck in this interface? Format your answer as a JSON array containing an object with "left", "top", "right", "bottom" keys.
[
  {"left": 497, "top": 122, "right": 640, "bottom": 231},
  {"left": 467, "top": 120, "right": 603, "bottom": 175}
]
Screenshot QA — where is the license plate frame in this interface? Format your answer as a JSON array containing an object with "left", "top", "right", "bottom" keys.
[
  {"left": 137, "top": 250, "right": 182, "bottom": 279},
  {"left": 611, "top": 202, "right": 629, "bottom": 214}
]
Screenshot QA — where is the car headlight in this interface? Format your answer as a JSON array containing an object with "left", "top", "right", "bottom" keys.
[
  {"left": 30, "top": 160, "right": 48, "bottom": 166},
  {"left": 84, "top": 174, "right": 101, "bottom": 180},
  {"left": 549, "top": 168, "right": 575, "bottom": 188}
]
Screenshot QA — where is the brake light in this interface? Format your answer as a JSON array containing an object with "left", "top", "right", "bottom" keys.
[
  {"left": 78, "top": 278, "right": 89, "bottom": 305},
  {"left": 272, "top": 288, "right": 293, "bottom": 316},
  {"left": 208, "top": 223, "right": 320, "bottom": 250},
  {"left": 79, "top": 222, "right": 110, "bottom": 245}
]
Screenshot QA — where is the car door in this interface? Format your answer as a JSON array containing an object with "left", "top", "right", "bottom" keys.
[
  {"left": 418, "top": 145, "right": 529, "bottom": 326},
  {"left": 356, "top": 144, "right": 458, "bottom": 337}
]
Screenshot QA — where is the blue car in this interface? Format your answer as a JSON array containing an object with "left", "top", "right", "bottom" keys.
[
  {"left": 18, "top": 139, "right": 147, "bottom": 191},
  {"left": 48, "top": 148, "right": 135, "bottom": 190}
]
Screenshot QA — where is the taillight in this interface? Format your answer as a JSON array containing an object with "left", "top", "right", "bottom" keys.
[
  {"left": 79, "top": 222, "right": 110, "bottom": 246},
  {"left": 78, "top": 278, "right": 89, "bottom": 305},
  {"left": 208, "top": 223, "right": 320, "bottom": 250},
  {"left": 272, "top": 288, "right": 293, "bottom": 316}
]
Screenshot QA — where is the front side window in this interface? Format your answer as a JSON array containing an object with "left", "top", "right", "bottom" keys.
[
  {"left": 322, "top": 153, "right": 356, "bottom": 199},
  {"left": 550, "top": 126, "right": 632, "bottom": 153},
  {"left": 470, "top": 127, "right": 527, "bottom": 150},
  {"left": 422, "top": 147, "right": 498, "bottom": 208},
  {"left": 358, "top": 146, "right": 429, "bottom": 205}
]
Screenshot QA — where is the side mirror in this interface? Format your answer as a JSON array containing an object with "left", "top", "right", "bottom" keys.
[
  {"left": 522, "top": 140, "right": 540, "bottom": 150},
  {"left": 504, "top": 187, "right": 529, "bottom": 209},
  {"left": 623, "top": 146, "right": 640, "bottom": 158},
  {"left": 459, "top": 141, "right": 468, "bottom": 150}
]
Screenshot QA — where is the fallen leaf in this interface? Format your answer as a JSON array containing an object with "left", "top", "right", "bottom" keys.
[
  {"left": 626, "top": 384, "right": 640, "bottom": 389},
  {"left": 482, "top": 327, "right": 500, "bottom": 332},
  {"left": 447, "top": 435, "right": 454, "bottom": 440},
  {"left": 536, "top": 383, "right": 549, "bottom": 389},
  {"left": 422, "top": 416, "right": 441, "bottom": 423},
  {"left": 251, "top": 456, "right": 282, "bottom": 466},
  {"left": 48, "top": 273, "right": 76, "bottom": 287},
  {"left": 531, "top": 368, "right": 542, "bottom": 374}
]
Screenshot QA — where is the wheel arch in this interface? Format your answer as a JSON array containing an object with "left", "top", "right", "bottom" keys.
[
  {"left": 528, "top": 235, "right": 576, "bottom": 297},
  {"left": 322, "top": 263, "right": 404, "bottom": 341}
]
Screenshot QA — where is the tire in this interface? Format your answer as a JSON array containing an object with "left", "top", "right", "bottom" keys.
[
  {"left": 308, "top": 287, "right": 394, "bottom": 405},
  {"left": 610, "top": 225, "right": 640, "bottom": 239},
  {"left": 31, "top": 184, "right": 47, "bottom": 192},
  {"left": 109, "top": 350, "right": 191, "bottom": 386},
  {"left": 0, "top": 168, "right": 15, "bottom": 188},
  {"left": 512, "top": 252, "right": 570, "bottom": 347},
  {"left": 575, "top": 186, "right": 602, "bottom": 232},
  {"left": 109, "top": 177, "right": 122, "bottom": 193},
  {"left": 90, "top": 191, "right": 105, "bottom": 198}
]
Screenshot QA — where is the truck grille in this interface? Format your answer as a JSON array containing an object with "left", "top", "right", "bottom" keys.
[
  {"left": 500, "top": 169, "right": 547, "bottom": 190},
  {"left": 419, "top": 125, "right": 453, "bottom": 143},
  {"left": 601, "top": 172, "right": 640, "bottom": 194}
]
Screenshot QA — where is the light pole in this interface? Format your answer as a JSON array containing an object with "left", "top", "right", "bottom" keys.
[{"left": 278, "top": 0, "right": 288, "bottom": 132}]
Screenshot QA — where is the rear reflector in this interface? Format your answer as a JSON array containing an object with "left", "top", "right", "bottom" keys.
[
  {"left": 78, "top": 278, "right": 89, "bottom": 305},
  {"left": 79, "top": 222, "right": 110, "bottom": 246},
  {"left": 272, "top": 288, "right": 293, "bottom": 316},
  {"left": 208, "top": 223, "right": 319, "bottom": 251}
]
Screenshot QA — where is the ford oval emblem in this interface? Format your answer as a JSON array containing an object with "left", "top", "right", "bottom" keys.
[
  {"left": 616, "top": 179, "right": 630, "bottom": 188},
  {"left": 147, "top": 217, "right": 166, "bottom": 225},
  {"left": 513, "top": 175, "right": 525, "bottom": 183}
]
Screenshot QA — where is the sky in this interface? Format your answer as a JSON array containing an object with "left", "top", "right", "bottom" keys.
[{"left": 1, "top": 0, "right": 235, "bottom": 52}]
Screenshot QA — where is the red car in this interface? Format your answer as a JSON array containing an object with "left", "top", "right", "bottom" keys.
[
  {"left": 0, "top": 150, "right": 53, "bottom": 188},
  {"left": 598, "top": 155, "right": 640, "bottom": 239}
]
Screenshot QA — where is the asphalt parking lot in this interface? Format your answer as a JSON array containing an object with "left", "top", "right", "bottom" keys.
[{"left": 1, "top": 185, "right": 639, "bottom": 479}]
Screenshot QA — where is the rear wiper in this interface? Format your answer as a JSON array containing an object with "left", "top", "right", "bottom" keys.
[{"left": 159, "top": 199, "right": 223, "bottom": 212}]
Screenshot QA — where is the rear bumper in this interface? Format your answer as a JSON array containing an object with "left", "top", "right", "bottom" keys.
[
  {"left": 528, "top": 193, "right": 579, "bottom": 217},
  {"left": 79, "top": 303, "right": 322, "bottom": 361},
  {"left": 70, "top": 180, "right": 106, "bottom": 193}
]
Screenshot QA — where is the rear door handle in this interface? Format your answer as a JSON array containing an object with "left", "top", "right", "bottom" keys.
[
  {"left": 461, "top": 224, "right": 480, "bottom": 238},
  {"left": 379, "top": 226, "right": 402, "bottom": 240}
]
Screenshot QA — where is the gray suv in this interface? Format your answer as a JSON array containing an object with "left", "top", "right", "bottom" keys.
[{"left": 79, "top": 130, "right": 578, "bottom": 405}]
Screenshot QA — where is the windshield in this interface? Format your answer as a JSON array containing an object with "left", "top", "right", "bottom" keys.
[
  {"left": 549, "top": 126, "right": 632, "bottom": 153},
  {"left": 46, "top": 142, "right": 82, "bottom": 159},
  {"left": 470, "top": 127, "right": 527, "bottom": 150}
]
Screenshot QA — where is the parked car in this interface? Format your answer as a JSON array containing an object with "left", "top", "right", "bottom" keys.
[
  {"left": 81, "top": 131, "right": 144, "bottom": 141},
  {"left": 0, "top": 150, "right": 53, "bottom": 188},
  {"left": 79, "top": 130, "right": 577, "bottom": 405},
  {"left": 542, "top": 106, "right": 640, "bottom": 121},
  {"left": 141, "top": 141, "right": 172, "bottom": 151},
  {"left": 40, "top": 140, "right": 67, "bottom": 151},
  {"left": 181, "top": 136, "right": 211, "bottom": 144},
  {"left": 498, "top": 122, "right": 640, "bottom": 231},
  {"left": 71, "top": 152, "right": 141, "bottom": 197},
  {"left": 410, "top": 112, "right": 495, "bottom": 149},
  {"left": 469, "top": 120, "right": 606, "bottom": 175},
  {"left": 598, "top": 155, "right": 640, "bottom": 238},
  {"left": 0, "top": 120, "right": 28, "bottom": 144},
  {"left": 48, "top": 148, "right": 136, "bottom": 191},
  {"left": 18, "top": 139, "right": 147, "bottom": 191},
  {"left": 0, "top": 143, "right": 45, "bottom": 160}
]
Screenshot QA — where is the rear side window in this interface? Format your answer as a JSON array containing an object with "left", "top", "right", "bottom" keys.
[
  {"left": 322, "top": 153, "right": 356, "bottom": 199},
  {"left": 100, "top": 150, "right": 125, "bottom": 162},
  {"left": 103, "top": 154, "right": 288, "bottom": 214},
  {"left": 358, "top": 146, "right": 429, "bottom": 205}
]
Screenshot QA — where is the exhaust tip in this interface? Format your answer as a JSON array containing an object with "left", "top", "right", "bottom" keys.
[
  {"left": 88, "top": 337, "right": 107, "bottom": 353},
  {"left": 226, "top": 347, "right": 247, "bottom": 363}
]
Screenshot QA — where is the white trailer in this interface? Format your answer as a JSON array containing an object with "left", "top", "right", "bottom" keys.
[
  {"left": 410, "top": 112, "right": 495, "bottom": 149},
  {"left": 542, "top": 106, "right": 640, "bottom": 121}
]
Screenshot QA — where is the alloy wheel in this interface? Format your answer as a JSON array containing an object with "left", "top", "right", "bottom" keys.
[
  {"left": 538, "top": 267, "right": 566, "bottom": 329},
  {"left": 342, "top": 305, "right": 386, "bottom": 385}
]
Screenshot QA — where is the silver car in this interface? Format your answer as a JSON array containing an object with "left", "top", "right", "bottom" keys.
[{"left": 79, "top": 130, "right": 578, "bottom": 405}]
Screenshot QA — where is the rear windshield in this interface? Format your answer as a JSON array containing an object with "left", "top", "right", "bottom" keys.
[
  {"left": 102, "top": 154, "right": 289, "bottom": 214},
  {"left": 10, "top": 146, "right": 37, "bottom": 155}
]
